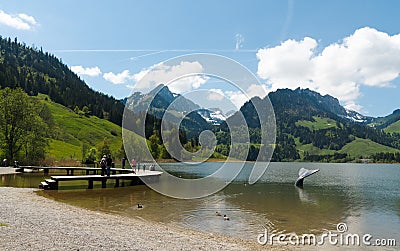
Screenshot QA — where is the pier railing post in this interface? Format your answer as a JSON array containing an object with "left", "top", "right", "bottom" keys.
[{"left": 88, "top": 179, "right": 93, "bottom": 189}]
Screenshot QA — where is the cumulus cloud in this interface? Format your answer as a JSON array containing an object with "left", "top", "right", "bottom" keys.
[
  {"left": 0, "top": 10, "right": 37, "bottom": 30},
  {"left": 225, "top": 91, "right": 248, "bottom": 109},
  {"left": 224, "top": 83, "right": 269, "bottom": 109},
  {"left": 103, "top": 70, "right": 132, "bottom": 84},
  {"left": 257, "top": 27, "right": 400, "bottom": 112},
  {"left": 344, "top": 102, "right": 363, "bottom": 112},
  {"left": 70, "top": 66, "right": 101, "bottom": 77},
  {"left": 168, "top": 75, "right": 208, "bottom": 93},
  {"left": 133, "top": 61, "right": 207, "bottom": 93},
  {"left": 207, "top": 89, "right": 225, "bottom": 101}
]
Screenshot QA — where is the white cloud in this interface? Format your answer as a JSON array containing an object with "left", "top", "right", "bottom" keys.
[
  {"left": 235, "top": 33, "right": 244, "bottom": 50},
  {"left": 223, "top": 83, "right": 269, "bottom": 109},
  {"left": 103, "top": 70, "right": 132, "bottom": 84},
  {"left": 0, "top": 10, "right": 37, "bottom": 30},
  {"left": 257, "top": 27, "right": 400, "bottom": 110},
  {"left": 246, "top": 84, "right": 269, "bottom": 99},
  {"left": 17, "top": 13, "right": 37, "bottom": 25},
  {"left": 70, "top": 66, "right": 101, "bottom": 77},
  {"left": 133, "top": 61, "right": 207, "bottom": 93},
  {"left": 344, "top": 102, "right": 363, "bottom": 113},
  {"left": 207, "top": 89, "right": 225, "bottom": 101},
  {"left": 257, "top": 37, "right": 316, "bottom": 90},
  {"left": 225, "top": 91, "right": 248, "bottom": 109},
  {"left": 168, "top": 75, "right": 208, "bottom": 93}
]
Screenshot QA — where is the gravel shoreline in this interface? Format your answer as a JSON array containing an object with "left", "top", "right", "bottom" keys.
[{"left": 0, "top": 187, "right": 278, "bottom": 250}]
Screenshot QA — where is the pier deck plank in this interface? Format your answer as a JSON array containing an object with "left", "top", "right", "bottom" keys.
[{"left": 42, "top": 171, "right": 162, "bottom": 190}]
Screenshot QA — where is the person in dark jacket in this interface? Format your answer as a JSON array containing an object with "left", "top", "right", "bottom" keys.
[
  {"left": 121, "top": 157, "right": 126, "bottom": 169},
  {"left": 100, "top": 155, "right": 107, "bottom": 176},
  {"left": 106, "top": 154, "right": 113, "bottom": 177}
]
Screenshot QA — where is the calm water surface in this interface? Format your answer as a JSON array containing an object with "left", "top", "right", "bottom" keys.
[{"left": 1, "top": 162, "right": 399, "bottom": 247}]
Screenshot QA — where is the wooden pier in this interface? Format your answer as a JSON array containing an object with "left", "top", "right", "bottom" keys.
[
  {"left": 39, "top": 171, "right": 162, "bottom": 190},
  {"left": 18, "top": 166, "right": 132, "bottom": 175}
]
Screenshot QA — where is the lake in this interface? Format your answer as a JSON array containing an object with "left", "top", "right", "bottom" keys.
[{"left": 1, "top": 162, "right": 399, "bottom": 248}]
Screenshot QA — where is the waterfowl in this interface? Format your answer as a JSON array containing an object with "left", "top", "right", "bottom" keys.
[
  {"left": 215, "top": 211, "right": 222, "bottom": 216},
  {"left": 137, "top": 204, "right": 143, "bottom": 208},
  {"left": 223, "top": 215, "right": 229, "bottom": 221}
]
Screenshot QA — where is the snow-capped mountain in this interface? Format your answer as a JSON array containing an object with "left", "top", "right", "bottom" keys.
[
  {"left": 197, "top": 108, "right": 227, "bottom": 125},
  {"left": 343, "top": 109, "right": 373, "bottom": 124}
]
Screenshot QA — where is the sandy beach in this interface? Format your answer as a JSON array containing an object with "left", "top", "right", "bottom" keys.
[{"left": 0, "top": 186, "right": 277, "bottom": 251}]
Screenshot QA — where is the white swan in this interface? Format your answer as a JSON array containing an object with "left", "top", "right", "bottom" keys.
[{"left": 295, "top": 168, "right": 319, "bottom": 187}]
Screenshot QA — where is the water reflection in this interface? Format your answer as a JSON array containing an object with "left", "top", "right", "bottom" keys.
[
  {"left": 3, "top": 162, "right": 400, "bottom": 243},
  {"left": 220, "top": 183, "right": 353, "bottom": 236},
  {"left": 296, "top": 186, "right": 318, "bottom": 204},
  {"left": 37, "top": 181, "right": 354, "bottom": 240},
  {"left": 1, "top": 172, "right": 47, "bottom": 188}
]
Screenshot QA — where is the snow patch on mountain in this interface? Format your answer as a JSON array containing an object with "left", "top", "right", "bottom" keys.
[
  {"left": 344, "top": 108, "right": 371, "bottom": 123},
  {"left": 197, "top": 108, "right": 227, "bottom": 125}
]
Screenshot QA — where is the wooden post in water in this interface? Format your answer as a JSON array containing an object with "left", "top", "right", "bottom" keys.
[{"left": 88, "top": 179, "right": 93, "bottom": 189}]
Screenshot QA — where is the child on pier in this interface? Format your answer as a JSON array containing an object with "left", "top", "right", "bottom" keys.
[
  {"left": 131, "top": 158, "right": 136, "bottom": 174},
  {"left": 100, "top": 155, "right": 107, "bottom": 176}
]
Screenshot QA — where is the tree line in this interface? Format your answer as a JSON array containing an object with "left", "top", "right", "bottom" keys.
[{"left": 0, "top": 36, "right": 124, "bottom": 126}]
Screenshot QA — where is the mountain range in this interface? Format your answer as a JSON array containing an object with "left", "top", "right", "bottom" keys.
[
  {"left": 124, "top": 82, "right": 400, "bottom": 162},
  {"left": 1, "top": 35, "right": 400, "bottom": 162}
]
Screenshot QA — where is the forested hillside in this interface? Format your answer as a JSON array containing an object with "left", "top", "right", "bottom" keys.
[
  {"left": 0, "top": 36, "right": 124, "bottom": 125},
  {"left": 2, "top": 35, "right": 400, "bottom": 164},
  {"left": 221, "top": 88, "right": 400, "bottom": 162}
]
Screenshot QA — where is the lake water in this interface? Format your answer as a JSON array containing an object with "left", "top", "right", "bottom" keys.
[{"left": 1, "top": 162, "right": 399, "bottom": 249}]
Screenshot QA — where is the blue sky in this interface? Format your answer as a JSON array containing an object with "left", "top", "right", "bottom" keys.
[{"left": 1, "top": 0, "right": 400, "bottom": 116}]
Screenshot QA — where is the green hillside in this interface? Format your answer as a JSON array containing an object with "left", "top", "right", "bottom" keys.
[
  {"left": 384, "top": 120, "right": 400, "bottom": 134},
  {"left": 295, "top": 137, "right": 335, "bottom": 158},
  {"left": 295, "top": 116, "right": 338, "bottom": 130},
  {"left": 33, "top": 94, "right": 128, "bottom": 163},
  {"left": 339, "top": 138, "right": 400, "bottom": 158},
  {"left": 0, "top": 37, "right": 124, "bottom": 126}
]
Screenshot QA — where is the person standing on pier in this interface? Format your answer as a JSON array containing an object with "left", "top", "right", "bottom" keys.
[
  {"left": 100, "top": 155, "right": 107, "bottom": 176},
  {"left": 121, "top": 157, "right": 126, "bottom": 169},
  {"left": 131, "top": 158, "right": 136, "bottom": 173},
  {"left": 106, "top": 154, "right": 113, "bottom": 177}
]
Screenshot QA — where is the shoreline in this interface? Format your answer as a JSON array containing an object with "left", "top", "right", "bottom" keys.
[{"left": 0, "top": 187, "right": 279, "bottom": 250}]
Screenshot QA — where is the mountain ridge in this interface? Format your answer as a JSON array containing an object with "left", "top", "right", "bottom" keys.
[
  {"left": 2, "top": 35, "right": 400, "bottom": 163},
  {"left": 0, "top": 36, "right": 124, "bottom": 125}
]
